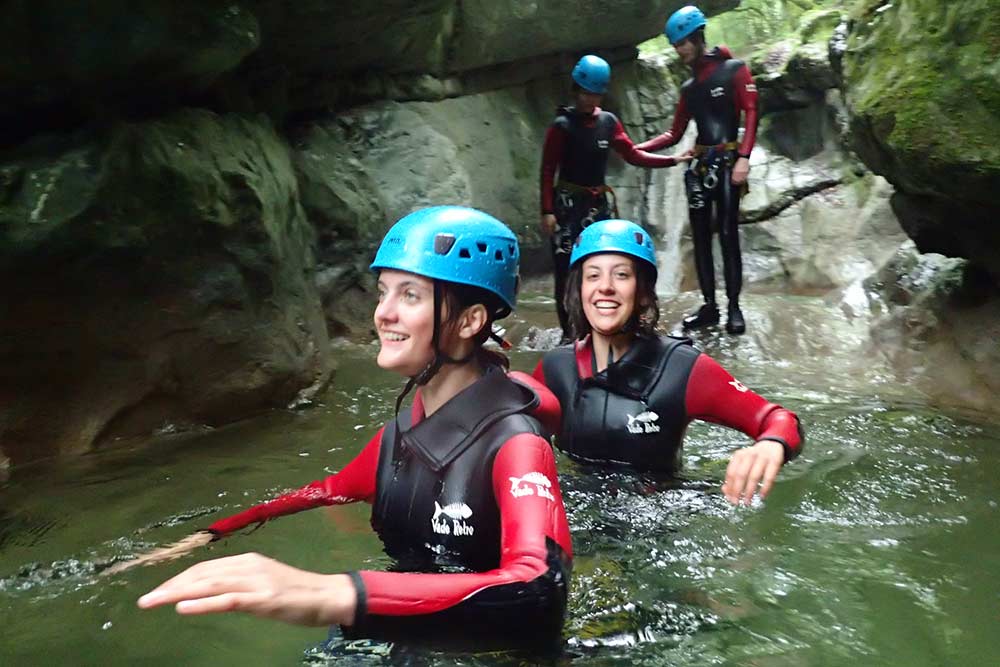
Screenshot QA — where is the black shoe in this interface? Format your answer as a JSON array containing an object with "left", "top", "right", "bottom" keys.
[
  {"left": 725, "top": 305, "right": 746, "bottom": 334},
  {"left": 682, "top": 303, "right": 720, "bottom": 330}
]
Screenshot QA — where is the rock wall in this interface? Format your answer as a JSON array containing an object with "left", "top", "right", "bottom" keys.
[
  {"left": 0, "top": 111, "right": 331, "bottom": 464},
  {"left": 842, "top": 0, "right": 1000, "bottom": 282},
  {"left": 298, "top": 52, "right": 683, "bottom": 335},
  {"left": 0, "top": 1, "right": 727, "bottom": 463}
]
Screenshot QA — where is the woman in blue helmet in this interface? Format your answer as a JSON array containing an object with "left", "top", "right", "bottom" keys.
[
  {"left": 532, "top": 220, "right": 802, "bottom": 504},
  {"left": 541, "top": 54, "right": 691, "bottom": 343},
  {"left": 138, "top": 206, "right": 573, "bottom": 646}
]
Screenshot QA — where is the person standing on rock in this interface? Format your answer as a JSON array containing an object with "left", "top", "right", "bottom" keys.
[
  {"left": 532, "top": 219, "right": 802, "bottom": 502},
  {"left": 136, "top": 207, "right": 573, "bottom": 649},
  {"left": 637, "top": 5, "right": 759, "bottom": 334},
  {"left": 541, "top": 54, "right": 690, "bottom": 343}
]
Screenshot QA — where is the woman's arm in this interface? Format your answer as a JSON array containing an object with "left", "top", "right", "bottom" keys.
[
  {"left": 140, "top": 435, "right": 572, "bottom": 635},
  {"left": 611, "top": 120, "right": 684, "bottom": 168},
  {"left": 206, "top": 428, "right": 383, "bottom": 536},
  {"left": 684, "top": 353, "right": 803, "bottom": 504},
  {"left": 509, "top": 370, "right": 562, "bottom": 438},
  {"left": 350, "top": 433, "right": 572, "bottom": 630},
  {"left": 540, "top": 124, "right": 566, "bottom": 215}
]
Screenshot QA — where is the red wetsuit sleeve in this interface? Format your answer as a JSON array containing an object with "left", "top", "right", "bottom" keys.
[
  {"left": 684, "top": 354, "right": 803, "bottom": 461},
  {"left": 206, "top": 428, "right": 382, "bottom": 535},
  {"left": 352, "top": 434, "right": 571, "bottom": 620},
  {"left": 509, "top": 370, "right": 562, "bottom": 438},
  {"left": 635, "top": 96, "right": 690, "bottom": 152},
  {"left": 540, "top": 124, "right": 566, "bottom": 214},
  {"left": 612, "top": 121, "right": 679, "bottom": 167},
  {"left": 733, "top": 63, "right": 759, "bottom": 156}
]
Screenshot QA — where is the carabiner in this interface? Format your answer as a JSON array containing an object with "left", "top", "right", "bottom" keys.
[{"left": 703, "top": 167, "right": 719, "bottom": 190}]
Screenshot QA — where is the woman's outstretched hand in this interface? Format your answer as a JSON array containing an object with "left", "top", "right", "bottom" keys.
[
  {"left": 137, "top": 552, "right": 358, "bottom": 627},
  {"left": 722, "top": 440, "right": 785, "bottom": 505},
  {"left": 103, "top": 531, "right": 215, "bottom": 576}
]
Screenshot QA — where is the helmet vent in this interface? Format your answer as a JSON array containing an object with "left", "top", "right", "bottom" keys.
[
  {"left": 476, "top": 242, "right": 487, "bottom": 253},
  {"left": 434, "top": 234, "right": 456, "bottom": 255},
  {"left": 634, "top": 232, "right": 644, "bottom": 244},
  {"left": 459, "top": 247, "right": 472, "bottom": 259},
  {"left": 494, "top": 249, "right": 503, "bottom": 261},
  {"left": 508, "top": 244, "right": 515, "bottom": 256}
]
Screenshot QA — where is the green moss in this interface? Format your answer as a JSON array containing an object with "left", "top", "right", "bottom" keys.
[
  {"left": 706, "top": 0, "right": 842, "bottom": 58},
  {"left": 845, "top": 0, "right": 1000, "bottom": 169}
]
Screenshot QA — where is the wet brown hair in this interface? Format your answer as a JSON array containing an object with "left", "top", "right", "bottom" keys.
[{"left": 438, "top": 280, "right": 510, "bottom": 371}]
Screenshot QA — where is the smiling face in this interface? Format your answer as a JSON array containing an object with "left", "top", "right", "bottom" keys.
[
  {"left": 373, "top": 270, "right": 437, "bottom": 376},
  {"left": 580, "top": 254, "right": 639, "bottom": 337}
]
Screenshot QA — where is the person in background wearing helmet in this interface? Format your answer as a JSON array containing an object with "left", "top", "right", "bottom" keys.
[
  {"left": 637, "top": 5, "right": 759, "bottom": 335},
  {"left": 541, "top": 54, "right": 690, "bottom": 343},
  {"left": 137, "top": 207, "right": 573, "bottom": 648},
  {"left": 533, "top": 220, "right": 801, "bottom": 505}
]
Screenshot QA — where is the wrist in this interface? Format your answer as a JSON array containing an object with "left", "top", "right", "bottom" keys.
[
  {"left": 320, "top": 573, "right": 358, "bottom": 626},
  {"left": 755, "top": 437, "right": 790, "bottom": 462}
]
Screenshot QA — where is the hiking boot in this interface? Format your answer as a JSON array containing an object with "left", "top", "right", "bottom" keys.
[
  {"left": 682, "top": 302, "right": 720, "bottom": 330},
  {"left": 725, "top": 304, "right": 746, "bottom": 334}
]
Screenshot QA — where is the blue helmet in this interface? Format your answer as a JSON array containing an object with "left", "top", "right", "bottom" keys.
[
  {"left": 569, "top": 219, "right": 658, "bottom": 277},
  {"left": 571, "top": 55, "right": 611, "bottom": 94},
  {"left": 665, "top": 5, "right": 707, "bottom": 45},
  {"left": 370, "top": 206, "right": 519, "bottom": 318}
]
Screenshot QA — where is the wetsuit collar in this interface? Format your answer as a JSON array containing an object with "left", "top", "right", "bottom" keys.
[
  {"left": 559, "top": 105, "right": 602, "bottom": 120},
  {"left": 574, "top": 335, "right": 594, "bottom": 380},
  {"left": 400, "top": 366, "right": 539, "bottom": 472},
  {"left": 692, "top": 46, "right": 729, "bottom": 76}
]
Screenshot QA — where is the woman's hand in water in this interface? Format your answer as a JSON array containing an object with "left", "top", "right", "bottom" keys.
[
  {"left": 722, "top": 439, "right": 785, "bottom": 505},
  {"left": 104, "top": 531, "right": 215, "bottom": 576},
  {"left": 138, "top": 553, "right": 357, "bottom": 626}
]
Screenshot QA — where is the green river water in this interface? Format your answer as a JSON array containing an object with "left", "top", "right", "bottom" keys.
[{"left": 2, "top": 292, "right": 999, "bottom": 666}]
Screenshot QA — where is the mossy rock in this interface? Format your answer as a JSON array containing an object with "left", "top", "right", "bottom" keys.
[
  {"left": 0, "top": 110, "right": 331, "bottom": 464},
  {"left": 843, "top": 0, "right": 1000, "bottom": 278}
]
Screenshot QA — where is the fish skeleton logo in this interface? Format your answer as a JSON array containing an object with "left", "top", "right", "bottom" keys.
[
  {"left": 431, "top": 501, "right": 475, "bottom": 537},
  {"left": 710, "top": 86, "right": 725, "bottom": 98},
  {"left": 508, "top": 472, "right": 555, "bottom": 501},
  {"left": 626, "top": 410, "right": 660, "bottom": 434},
  {"left": 597, "top": 139, "right": 609, "bottom": 149},
  {"left": 728, "top": 379, "right": 748, "bottom": 393}
]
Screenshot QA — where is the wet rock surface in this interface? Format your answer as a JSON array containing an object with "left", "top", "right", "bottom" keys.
[{"left": 0, "top": 111, "right": 331, "bottom": 464}]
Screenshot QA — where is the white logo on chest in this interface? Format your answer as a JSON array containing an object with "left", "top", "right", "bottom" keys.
[
  {"left": 508, "top": 472, "right": 555, "bottom": 501},
  {"left": 710, "top": 86, "right": 725, "bottom": 98},
  {"left": 431, "top": 501, "right": 475, "bottom": 537},
  {"left": 597, "top": 139, "right": 609, "bottom": 149},
  {"left": 626, "top": 410, "right": 661, "bottom": 434},
  {"left": 729, "top": 379, "right": 749, "bottom": 393}
]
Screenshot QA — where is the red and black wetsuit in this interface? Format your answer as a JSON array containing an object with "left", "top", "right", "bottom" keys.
[
  {"left": 541, "top": 106, "right": 680, "bottom": 339},
  {"left": 637, "top": 47, "right": 759, "bottom": 309},
  {"left": 532, "top": 335, "right": 801, "bottom": 472},
  {"left": 206, "top": 369, "right": 572, "bottom": 646}
]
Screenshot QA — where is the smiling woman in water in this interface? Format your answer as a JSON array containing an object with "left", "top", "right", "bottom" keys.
[
  {"left": 533, "top": 219, "right": 803, "bottom": 503},
  {"left": 136, "top": 206, "right": 572, "bottom": 648}
]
